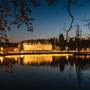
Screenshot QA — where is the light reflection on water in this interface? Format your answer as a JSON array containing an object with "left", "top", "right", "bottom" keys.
[{"left": 0, "top": 54, "right": 90, "bottom": 89}]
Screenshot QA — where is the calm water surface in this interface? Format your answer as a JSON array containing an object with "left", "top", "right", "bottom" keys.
[{"left": 0, "top": 54, "right": 90, "bottom": 90}]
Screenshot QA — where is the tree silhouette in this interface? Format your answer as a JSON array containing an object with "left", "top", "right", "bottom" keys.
[{"left": 59, "top": 33, "right": 65, "bottom": 50}]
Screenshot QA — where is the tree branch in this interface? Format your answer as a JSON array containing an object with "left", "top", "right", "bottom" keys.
[{"left": 66, "top": 0, "right": 74, "bottom": 40}]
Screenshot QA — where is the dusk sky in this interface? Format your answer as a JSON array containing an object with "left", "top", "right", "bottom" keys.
[{"left": 6, "top": 0, "right": 90, "bottom": 43}]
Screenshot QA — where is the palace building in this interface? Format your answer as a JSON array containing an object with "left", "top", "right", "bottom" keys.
[{"left": 19, "top": 41, "right": 52, "bottom": 51}]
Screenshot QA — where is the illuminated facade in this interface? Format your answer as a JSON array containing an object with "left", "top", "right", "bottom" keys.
[
  {"left": 23, "top": 42, "right": 52, "bottom": 51},
  {"left": 0, "top": 43, "right": 18, "bottom": 52},
  {"left": 0, "top": 46, "right": 19, "bottom": 52}
]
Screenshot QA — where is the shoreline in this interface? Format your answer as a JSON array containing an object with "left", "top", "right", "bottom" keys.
[{"left": 0, "top": 51, "right": 90, "bottom": 56}]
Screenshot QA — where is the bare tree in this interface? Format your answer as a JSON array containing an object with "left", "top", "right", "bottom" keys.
[{"left": 0, "top": 0, "right": 90, "bottom": 42}]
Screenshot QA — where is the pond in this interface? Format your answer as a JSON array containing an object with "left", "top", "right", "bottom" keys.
[{"left": 0, "top": 54, "right": 90, "bottom": 90}]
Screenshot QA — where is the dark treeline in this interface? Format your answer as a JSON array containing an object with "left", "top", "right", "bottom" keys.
[
  {"left": 0, "top": 42, "right": 18, "bottom": 48},
  {"left": 21, "top": 33, "right": 90, "bottom": 50}
]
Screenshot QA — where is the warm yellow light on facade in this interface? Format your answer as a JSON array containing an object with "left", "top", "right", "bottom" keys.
[
  {"left": 1, "top": 47, "right": 3, "bottom": 51},
  {"left": 15, "top": 48, "right": 17, "bottom": 51},
  {"left": 23, "top": 42, "right": 52, "bottom": 51},
  {"left": 76, "top": 48, "right": 78, "bottom": 52},
  {"left": 65, "top": 47, "right": 68, "bottom": 50},
  {"left": 0, "top": 57, "right": 3, "bottom": 60},
  {"left": 0, "top": 57, "right": 4, "bottom": 63},
  {"left": 82, "top": 48, "right": 84, "bottom": 52},
  {"left": 87, "top": 48, "right": 90, "bottom": 51}
]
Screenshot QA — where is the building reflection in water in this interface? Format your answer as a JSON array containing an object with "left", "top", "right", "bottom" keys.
[
  {"left": 23, "top": 55, "right": 52, "bottom": 65},
  {"left": 0, "top": 54, "right": 90, "bottom": 84}
]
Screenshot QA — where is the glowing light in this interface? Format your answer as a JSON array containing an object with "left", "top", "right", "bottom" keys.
[
  {"left": 0, "top": 57, "right": 4, "bottom": 63},
  {"left": 76, "top": 48, "right": 78, "bottom": 52},
  {"left": 87, "top": 55, "right": 89, "bottom": 59},
  {"left": 0, "top": 47, "right": 3, "bottom": 52},
  {"left": 65, "top": 47, "right": 68, "bottom": 50},
  {"left": 21, "top": 51, "right": 23, "bottom": 53},
  {"left": 0, "top": 51, "right": 4, "bottom": 54},
  {"left": 82, "top": 48, "right": 84, "bottom": 52},
  {"left": 0, "top": 57, "right": 3, "bottom": 60},
  {"left": 21, "top": 55, "right": 24, "bottom": 58},
  {"left": 66, "top": 55, "right": 69, "bottom": 60}
]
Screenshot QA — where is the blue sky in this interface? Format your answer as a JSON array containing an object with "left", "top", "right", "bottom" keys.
[{"left": 6, "top": 0, "right": 90, "bottom": 42}]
